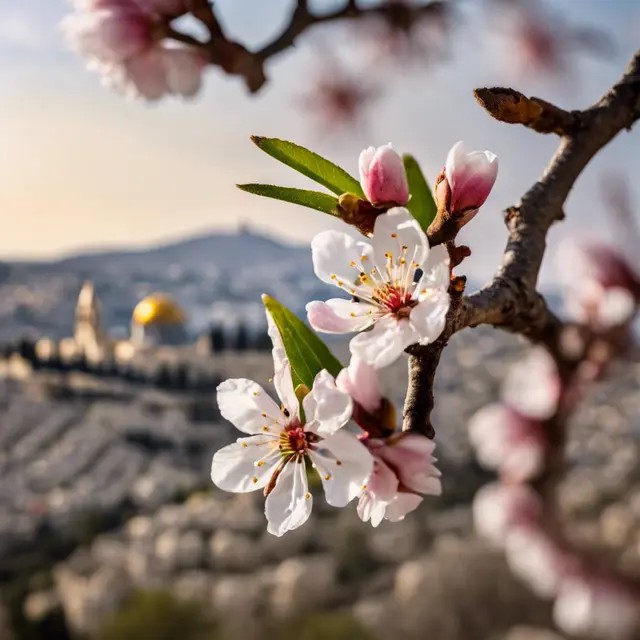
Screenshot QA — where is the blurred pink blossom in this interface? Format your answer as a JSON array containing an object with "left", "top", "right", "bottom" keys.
[
  {"left": 554, "top": 575, "right": 640, "bottom": 640},
  {"left": 560, "top": 239, "right": 639, "bottom": 329},
  {"left": 505, "top": 523, "right": 568, "bottom": 598},
  {"left": 468, "top": 403, "right": 547, "bottom": 482},
  {"left": 63, "top": 0, "right": 203, "bottom": 101},
  {"left": 473, "top": 482, "right": 542, "bottom": 545},
  {"left": 502, "top": 348, "right": 561, "bottom": 420},
  {"left": 359, "top": 144, "right": 409, "bottom": 207}
]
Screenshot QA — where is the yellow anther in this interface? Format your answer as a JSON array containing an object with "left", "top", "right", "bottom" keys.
[
  {"left": 330, "top": 273, "right": 337, "bottom": 279},
  {"left": 262, "top": 426, "right": 270, "bottom": 432},
  {"left": 350, "top": 312, "right": 357, "bottom": 317},
  {"left": 256, "top": 461, "right": 265, "bottom": 467},
  {"left": 361, "top": 254, "right": 369, "bottom": 261},
  {"left": 261, "top": 412, "right": 267, "bottom": 418},
  {"left": 391, "top": 233, "right": 398, "bottom": 238},
  {"left": 349, "top": 260, "right": 357, "bottom": 267},
  {"left": 241, "top": 442, "right": 248, "bottom": 448},
  {"left": 336, "top": 460, "right": 343, "bottom": 466},
  {"left": 324, "top": 473, "right": 332, "bottom": 481},
  {"left": 251, "top": 476, "right": 259, "bottom": 483},
  {"left": 304, "top": 492, "right": 311, "bottom": 500}
]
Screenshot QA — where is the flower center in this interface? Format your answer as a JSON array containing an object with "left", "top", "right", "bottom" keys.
[
  {"left": 373, "top": 284, "right": 417, "bottom": 316},
  {"left": 279, "top": 425, "right": 308, "bottom": 455}
]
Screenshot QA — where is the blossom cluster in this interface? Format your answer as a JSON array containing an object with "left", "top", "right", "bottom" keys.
[
  {"left": 210, "top": 142, "right": 498, "bottom": 536},
  {"left": 470, "top": 309, "right": 640, "bottom": 635},
  {"left": 63, "top": 0, "right": 205, "bottom": 101}
]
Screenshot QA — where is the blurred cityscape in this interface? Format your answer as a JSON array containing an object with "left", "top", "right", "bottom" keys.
[{"left": 0, "top": 237, "right": 639, "bottom": 639}]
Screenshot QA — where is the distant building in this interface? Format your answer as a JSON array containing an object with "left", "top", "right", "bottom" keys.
[
  {"left": 74, "top": 281, "right": 105, "bottom": 359},
  {"left": 130, "top": 294, "right": 188, "bottom": 347}
]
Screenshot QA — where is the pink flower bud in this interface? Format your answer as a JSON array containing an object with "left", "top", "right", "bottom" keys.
[
  {"left": 359, "top": 143, "right": 409, "bottom": 207},
  {"left": 443, "top": 140, "right": 498, "bottom": 215},
  {"left": 336, "top": 357, "right": 382, "bottom": 415}
]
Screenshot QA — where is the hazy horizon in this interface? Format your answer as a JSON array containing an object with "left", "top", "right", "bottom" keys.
[{"left": 2, "top": 0, "right": 639, "bottom": 286}]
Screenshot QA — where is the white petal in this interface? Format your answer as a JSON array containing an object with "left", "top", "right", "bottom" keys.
[
  {"left": 335, "top": 356, "right": 382, "bottom": 414},
  {"left": 370, "top": 208, "right": 429, "bottom": 277},
  {"left": 303, "top": 370, "right": 353, "bottom": 437},
  {"left": 385, "top": 493, "right": 423, "bottom": 522},
  {"left": 265, "top": 304, "right": 287, "bottom": 375},
  {"left": 306, "top": 299, "right": 376, "bottom": 334},
  {"left": 366, "top": 457, "right": 399, "bottom": 502},
  {"left": 211, "top": 436, "right": 280, "bottom": 493},
  {"left": 265, "top": 458, "right": 312, "bottom": 537},
  {"left": 163, "top": 46, "right": 203, "bottom": 97},
  {"left": 444, "top": 140, "right": 466, "bottom": 186},
  {"left": 310, "top": 230, "right": 374, "bottom": 298},
  {"left": 273, "top": 359, "right": 299, "bottom": 420},
  {"left": 309, "top": 429, "right": 373, "bottom": 507},
  {"left": 417, "top": 244, "right": 450, "bottom": 292},
  {"left": 357, "top": 490, "right": 387, "bottom": 527},
  {"left": 598, "top": 287, "right": 636, "bottom": 327},
  {"left": 409, "top": 292, "right": 449, "bottom": 345},
  {"left": 349, "top": 316, "right": 417, "bottom": 369},
  {"left": 502, "top": 348, "right": 560, "bottom": 420},
  {"left": 217, "top": 378, "right": 284, "bottom": 435},
  {"left": 121, "top": 47, "right": 169, "bottom": 100}
]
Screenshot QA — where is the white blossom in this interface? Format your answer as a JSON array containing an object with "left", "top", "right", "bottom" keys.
[{"left": 307, "top": 208, "right": 450, "bottom": 368}]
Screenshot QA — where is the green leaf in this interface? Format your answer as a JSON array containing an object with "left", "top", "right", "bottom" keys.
[
  {"left": 251, "top": 136, "right": 364, "bottom": 197},
  {"left": 237, "top": 184, "right": 339, "bottom": 216},
  {"left": 403, "top": 154, "right": 437, "bottom": 231},
  {"left": 262, "top": 295, "right": 343, "bottom": 390}
]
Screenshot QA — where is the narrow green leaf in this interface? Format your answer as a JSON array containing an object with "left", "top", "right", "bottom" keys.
[
  {"left": 237, "top": 184, "right": 339, "bottom": 216},
  {"left": 403, "top": 154, "right": 437, "bottom": 231},
  {"left": 251, "top": 136, "right": 364, "bottom": 197},
  {"left": 262, "top": 295, "right": 343, "bottom": 390}
]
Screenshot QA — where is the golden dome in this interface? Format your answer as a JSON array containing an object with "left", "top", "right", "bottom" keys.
[{"left": 132, "top": 294, "right": 186, "bottom": 327}]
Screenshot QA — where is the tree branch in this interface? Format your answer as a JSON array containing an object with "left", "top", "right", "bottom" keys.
[
  {"left": 402, "top": 49, "right": 640, "bottom": 436},
  {"left": 166, "top": 0, "right": 448, "bottom": 92}
]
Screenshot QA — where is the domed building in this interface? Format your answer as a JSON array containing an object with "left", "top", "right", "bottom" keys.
[{"left": 130, "top": 293, "right": 188, "bottom": 347}]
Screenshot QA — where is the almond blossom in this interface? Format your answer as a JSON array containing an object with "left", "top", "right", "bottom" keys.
[
  {"left": 63, "top": 0, "right": 204, "bottom": 101},
  {"left": 336, "top": 357, "right": 441, "bottom": 526},
  {"left": 468, "top": 403, "right": 547, "bottom": 482},
  {"left": 359, "top": 144, "right": 409, "bottom": 207},
  {"left": 554, "top": 575, "right": 640, "bottom": 640},
  {"left": 435, "top": 141, "right": 498, "bottom": 226},
  {"left": 559, "top": 238, "right": 640, "bottom": 329},
  {"left": 502, "top": 347, "right": 562, "bottom": 421},
  {"left": 307, "top": 208, "right": 451, "bottom": 369},
  {"left": 211, "top": 320, "right": 373, "bottom": 537},
  {"left": 472, "top": 482, "right": 542, "bottom": 545}
]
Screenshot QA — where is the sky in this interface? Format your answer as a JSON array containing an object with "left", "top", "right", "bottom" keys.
[{"left": 1, "top": 0, "right": 639, "bottom": 286}]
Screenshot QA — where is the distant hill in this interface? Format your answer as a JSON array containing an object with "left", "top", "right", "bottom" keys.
[
  {"left": 0, "top": 228, "right": 326, "bottom": 342},
  {"left": 0, "top": 227, "right": 559, "bottom": 345}
]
